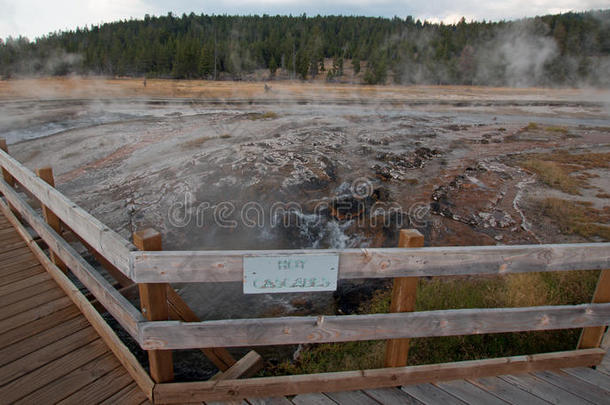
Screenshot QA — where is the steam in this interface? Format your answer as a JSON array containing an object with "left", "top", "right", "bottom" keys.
[
  {"left": 0, "top": 37, "right": 82, "bottom": 77},
  {"left": 389, "top": 14, "right": 609, "bottom": 88},
  {"left": 475, "top": 20, "right": 559, "bottom": 87}
]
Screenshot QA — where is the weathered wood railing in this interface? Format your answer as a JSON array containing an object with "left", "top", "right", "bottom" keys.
[
  {"left": 0, "top": 141, "right": 261, "bottom": 400},
  {"left": 0, "top": 140, "right": 609, "bottom": 403}
]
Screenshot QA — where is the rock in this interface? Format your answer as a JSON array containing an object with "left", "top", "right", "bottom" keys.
[{"left": 334, "top": 279, "right": 389, "bottom": 315}]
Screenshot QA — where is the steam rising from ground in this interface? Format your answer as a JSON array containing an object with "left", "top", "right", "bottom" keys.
[{"left": 475, "top": 22, "right": 559, "bottom": 87}]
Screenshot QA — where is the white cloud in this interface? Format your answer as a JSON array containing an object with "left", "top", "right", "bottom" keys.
[
  {"left": 1, "top": 0, "right": 161, "bottom": 39},
  {"left": 0, "top": 0, "right": 608, "bottom": 40}
]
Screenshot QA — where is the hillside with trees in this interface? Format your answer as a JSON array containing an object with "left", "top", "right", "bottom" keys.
[{"left": 0, "top": 11, "right": 608, "bottom": 86}]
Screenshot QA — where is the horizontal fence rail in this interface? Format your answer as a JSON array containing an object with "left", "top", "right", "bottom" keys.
[
  {"left": 131, "top": 243, "right": 610, "bottom": 283},
  {"left": 0, "top": 149, "right": 135, "bottom": 277},
  {"left": 152, "top": 349, "right": 606, "bottom": 403},
  {"left": 138, "top": 302, "right": 610, "bottom": 350},
  {"left": 0, "top": 177, "right": 145, "bottom": 339}
]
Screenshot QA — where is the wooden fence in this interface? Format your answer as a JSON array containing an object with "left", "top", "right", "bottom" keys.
[{"left": 0, "top": 140, "right": 609, "bottom": 403}]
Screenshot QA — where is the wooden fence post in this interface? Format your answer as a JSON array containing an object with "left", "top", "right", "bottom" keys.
[
  {"left": 36, "top": 167, "right": 67, "bottom": 272},
  {"left": 0, "top": 138, "right": 21, "bottom": 221},
  {"left": 578, "top": 269, "right": 610, "bottom": 349},
  {"left": 384, "top": 229, "right": 424, "bottom": 367},
  {"left": 0, "top": 139, "right": 16, "bottom": 187},
  {"left": 134, "top": 228, "right": 174, "bottom": 383}
]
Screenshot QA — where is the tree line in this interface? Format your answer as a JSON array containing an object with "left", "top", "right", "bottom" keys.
[{"left": 0, "top": 11, "right": 608, "bottom": 86}]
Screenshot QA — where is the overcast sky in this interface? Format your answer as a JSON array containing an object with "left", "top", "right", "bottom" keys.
[{"left": 1, "top": 0, "right": 608, "bottom": 40}]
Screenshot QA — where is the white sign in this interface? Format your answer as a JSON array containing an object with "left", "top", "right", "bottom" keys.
[{"left": 243, "top": 254, "right": 339, "bottom": 294}]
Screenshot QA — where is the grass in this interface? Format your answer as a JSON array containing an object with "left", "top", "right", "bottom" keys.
[
  {"left": 247, "top": 111, "right": 278, "bottom": 120},
  {"left": 518, "top": 150, "right": 610, "bottom": 195},
  {"left": 523, "top": 123, "right": 569, "bottom": 135},
  {"left": 180, "top": 136, "right": 212, "bottom": 149},
  {"left": 520, "top": 159, "right": 581, "bottom": 194},
  {"left": 506, "top": 123, "right": 576, "bottom": 142},
  {"left": 545, "top": 126, "right": 569, "bottom": 134},
  {"left": 539, "top": 197, "right": 610, "bottom": 241},
  {"left": 526, "top": 150, "right": 610, "bottom": 170},
  {"left": 263, "top": 270, "right": 599, "bottom": 375}
]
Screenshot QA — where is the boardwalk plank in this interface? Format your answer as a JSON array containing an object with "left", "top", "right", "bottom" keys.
[
  {"left": 0, "top": 234, "right": 23, "bottom": 245},
  {"left": 0, "top": 272, "right": 51, "bottom": 297},
  {"left": 0, "top": 280, "right": 58, "bottom": 307},
  {"left": 468, "top": 376, "right": 550, "bottom": 404},
  {"left": 0, "top": 265, "right": 45, "bottom": 287},
  {"left": 206, "top": 399, "right": 246, "bottom": 405},
  {"left": 292, "top": 393, "right": 338, "bottom": 405},
  {"left": 99, "top": 383, "right": 149, "bottom": 405},
  {"left": 499, "top": 374, "right": 590, "bottom": 405},
  {"left": 0, "top": 230, "right": 14, "bottom": 238},
  {"left": 56, "top": 366, "right": 133, "bottom": 404},
  {"left": 0, "top": 228, "right": 18, "bottom": 239},
  {"left": 325, "top": 390, "right": 380, "bottom": 404},
  {"left": 0, "top": 315, "right": 90, "bottom": 367},
  {"left": 401, "top": 384, "right": 466, "bottom": 405},
  {"left": 435, "top": 380, "right": 507, "bottom": 405},
  {"left": 0, "top": 297, "right": 76, "bottom": 338},
  {"left": 0, "top": 305, "right": 80, "bottom": 349},
  {"left": 0, "top": 213, "right": 151, "bottom": 405},
  {"left": 0, "top": 287, "right": 66, "bottom": 320},
  {"left": 0, "top": 326, "right": 98, "bottom": 384},
  {"left": 0, "top": 339, "right": 108, "bottom": 403},
  {"left": 562, "top": 367, "right": 610, "bottom": 391},
  {"left": 364, "top": 387, "right": 423, "bottom": 404},
  {"left": 247, "top": 397, "right": 294, "bottom": 404},
  {"left": 0, "top": 240, "right": 26, "bottom": 253},
  {"left": 0, "top": 254, "right": 40, "bottom": 272},
  {"left": 0, "top": 246, "right": 32, "bottom": 262},
  {"left": 15, "top": 352, "right": 119, "bottom": 404},
  {"left": 533, "top": 370, "right": 610, "bottom": 403}
]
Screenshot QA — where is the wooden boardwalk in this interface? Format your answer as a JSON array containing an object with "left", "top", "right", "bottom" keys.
[
  {"left": 0, "top": 212, "right": 150, "bottom": 404},
  {"left": 1, "top": 208, "right": 609, "bottom": 404}
]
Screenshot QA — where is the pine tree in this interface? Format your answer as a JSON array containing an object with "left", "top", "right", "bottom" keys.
[{"left": 268, "top": 55, "right": 278, "bottom": 76}]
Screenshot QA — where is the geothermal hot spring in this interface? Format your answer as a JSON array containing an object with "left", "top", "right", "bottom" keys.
[{"left": 2, "top": 86, "right": 609, "bottom": 376}]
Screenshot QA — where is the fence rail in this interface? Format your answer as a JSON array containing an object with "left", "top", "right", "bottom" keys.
[
  {"left": 138, "top": 303, "right": 610, "bottom": 349},
  {"left": 0, "top": 177, "right": 144, "bottom": 338},
  {"left": 1, "top": 142, "right": 609, "bottom": 403},
  {"left": 131, "top": 243, "right": 610, "bottom": 283},
  {"left": 0, "top": 149, "right": 134, "bottom": 276}
]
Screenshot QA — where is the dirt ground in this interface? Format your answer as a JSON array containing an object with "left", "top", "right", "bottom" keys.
[
  {"left": 2, "top": 76, "right": 610, "bottom": 102},
  {"left": 1, "top": 77, "right": 609, "bottom": 319}
]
